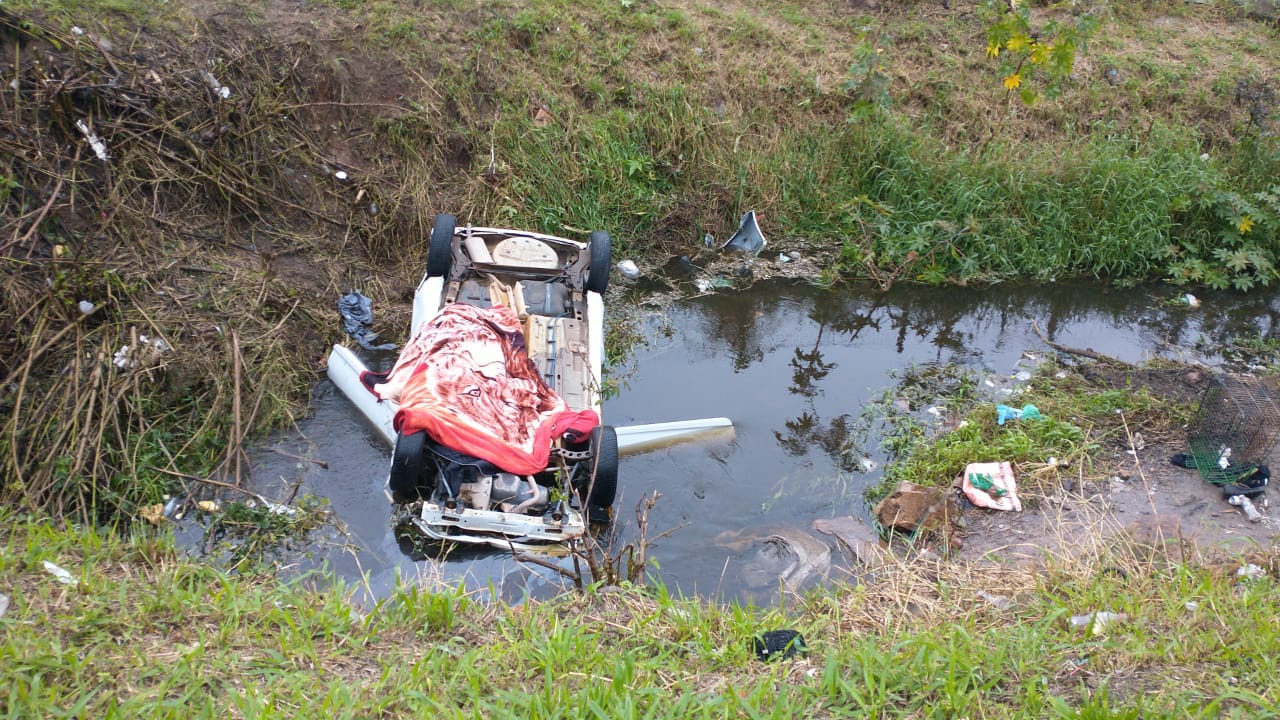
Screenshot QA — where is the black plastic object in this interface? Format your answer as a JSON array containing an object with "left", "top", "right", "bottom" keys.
[
  {"left": 389, "top": 430, "right": 428, "bottom": 502},
  {"left": 338, "top": 291, "right": 397, "bottom": 351},
  {"left": 722, "top": 210, "right": 766, "bottom": 256},
  {"left": 587, "top": 230, "right": 611, "bottom": 294},
  {"left": 427, "top": 213, "right": 456, "bottom": 278},
  {"left": 1221, "top": 482, "right": 1266, "bottom": 499},
  {"left": 752, "top": 630, "right": 807, "bottom": 662}
]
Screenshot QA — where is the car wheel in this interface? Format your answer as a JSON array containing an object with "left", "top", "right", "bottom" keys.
[
  {"left": 389, "top": 430, "right": 429, "bottom": 502},
  {"left": 586, "top": 425, "right": 618, "bottom": 519},
  {"left": 426, "top": 214, "right": 456, "bottom": 278},
  {"left": 586, "top": 230, "right": 611, "bottom": 294}
]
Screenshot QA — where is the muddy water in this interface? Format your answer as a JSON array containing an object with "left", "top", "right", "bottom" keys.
[{"left": 236, "top": 281, "right": 1279, "bottom": 605}]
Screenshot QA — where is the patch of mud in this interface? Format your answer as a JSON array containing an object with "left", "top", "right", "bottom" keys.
[{"left": 957, "top": 365, "right": 1280, "bottom": 567}]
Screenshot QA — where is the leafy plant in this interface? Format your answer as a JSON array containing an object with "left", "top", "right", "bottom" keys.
[{"left": 981, "top": 0, "right": 1100, "bottom": 105}]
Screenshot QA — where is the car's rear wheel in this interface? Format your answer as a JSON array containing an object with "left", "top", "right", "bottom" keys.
[
  {"left": 586, "top": 230, "right": 611, "bottom": 294},
  {"left": 427, "top": 214, "right": 456, "bottom": 278},
  {"left": 585, "top": 425, "right": 618, "bottom": 522},
  {"left": 389, "top": 430, "right": 429, "bottom": 502}
]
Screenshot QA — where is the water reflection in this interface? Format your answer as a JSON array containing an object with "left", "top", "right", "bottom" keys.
[{"left": 242, "top": 278, "right": 1279, "bottom": 606}]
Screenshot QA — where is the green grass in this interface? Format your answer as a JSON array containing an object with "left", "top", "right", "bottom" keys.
[{"left": 3, "top": 509, "right": 1279, "bottom": 717}]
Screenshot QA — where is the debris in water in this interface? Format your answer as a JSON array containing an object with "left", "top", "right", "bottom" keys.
[
  {"left": 139, "top": 503, "right": 166, "bottom": 525},
  {"left": 197, "top": 500, "right": 221, "bottom": 513}
]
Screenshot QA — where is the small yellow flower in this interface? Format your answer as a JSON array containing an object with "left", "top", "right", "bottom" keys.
[
  {"left": 986, "top": 41, "right": 1000, "bottom": 58},
  {"left": 1003, "top": 73, "right": 1022, "bottom": 90},
  {"left": 1239, "top": 215, "right": 1255, "bottom": 234},
  {"left": 1006, "top": 35, "right": 1028, "bottom": 52}
]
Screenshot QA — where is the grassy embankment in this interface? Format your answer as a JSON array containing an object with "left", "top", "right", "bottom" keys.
[
  {"left": 2, "top": 0, "right": 1277, "bottom": 515},
  {"left": 4, "top": 507, "right": 1280, "bottom": 718},
  {"left": 2, "top": 1, "right": 1280, "bottom": 715}
]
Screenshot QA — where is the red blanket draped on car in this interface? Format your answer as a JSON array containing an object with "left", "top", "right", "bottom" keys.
[{"left": 372, "top": 303, "right": 598, "bottom": 475}]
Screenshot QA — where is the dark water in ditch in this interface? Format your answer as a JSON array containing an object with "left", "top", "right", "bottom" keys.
[{"left": 214, "top": 280, "right": 1279, "bottom": 606}]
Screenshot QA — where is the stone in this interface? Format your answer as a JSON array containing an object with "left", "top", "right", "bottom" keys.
[{"left": 873, "top": 481, "right": 961, "bottom": 547}]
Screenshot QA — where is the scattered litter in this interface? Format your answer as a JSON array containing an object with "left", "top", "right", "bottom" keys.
[
  {"left": 532, "top": 106, "right": 553, "bottom": 127},
  {"left": 777, "top": 252, "right": 791, "bottom": 264},
  {"left": 1055, "top": 371, "right": 1068, "bottom": 379},
  {"left": 1184, "top": 601, "right": 1199, "bottom": 611},
  {"left": 196, "top": 500, "right": 221, "bottom": 513},
  {"left": 1131, "top": 432, "right": 1146, "bottom": 451},
  {"left": 1200, "top": 153, "right": 1210, "bottom": 161},
  {"left": 996, "top": 403, "right": 1042, "bottom": 425},
  {"left": 1180, "top": 293, "right": 1201, "bottom": 308},
  {"left": 857, "top": 456, "right": 878, "bottom": 473},
  {"left": 338, "top": 291, "right": 397, "bottom": 351},
  {"left": 139, "top": 503, "right": 166, "bottom": 525},
  {"left": 0, "top": 593, "right": 8, "bottom": 618},
  {"left": 1236, "top": 563, "right": 1266, "bottom": 580},
  {"left": 617, "top": 259, "right": 641, "bottom": 279},
  {"left": 42, "top": 560, "right": 75, "bottom": 585},
  {"left": 199, "top": 70, "right": 231, "bottom": 99},
  {"left": 71, "top": 26, "right": 85, "bottom": 36},
  {"left": 752, "top": 629, "right": 807, "bottom": 662},
  {"left": 75, "top": 119, "right": 110, "bottom": 162},
  {"left": 78, "top": 300, "right": 95, "bottom": 315},
  {"left": 978, "top": 591, "right": 1013, "bottom": 610},
  {"left": 334, "top": 170, "right": 348, "bottom": 181},
  {"left": 1069, "top": 610, "right": 1126, "bottom": 635},
  {"left": 1227, "top": 494, "right": 1263, "bottom": 522},
  {"left": 112, "top": 333, "right": 171, "bottom": 370},
  {"left": 721, "top": 210, "right": 766, "bottom": 256},
  {"left": 694, "top": 277, "right": 733, "bottom": 294},
  {"left": 162, "top": 495, "right": 182, "bottom": 518},
  {"left": 962, "top": 461, "right": 1022, "bottom": 511},
  {"left": 1014, "top": 370, "right": 1032, "bottom": 382},
  {"left": 703, "top": 233, "right": 714, "bottom": 248}
]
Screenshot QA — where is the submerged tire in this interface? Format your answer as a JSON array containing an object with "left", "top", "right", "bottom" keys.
[
  {"left": 426, "top": 214, "right": 456, "bottom": 278},
  {"left": 586, "top": 230, "right": 611, "bottom": 294},
  {"left": 586, "top": 425, "right": 618, "bottom": 521},
  {"left": 389, "top": 430, "right": 429, "bottom": 502}
]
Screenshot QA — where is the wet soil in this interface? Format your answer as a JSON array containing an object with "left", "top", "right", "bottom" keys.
[{"left": 958, "top": 365, "right": 1280, "bottom": 567}]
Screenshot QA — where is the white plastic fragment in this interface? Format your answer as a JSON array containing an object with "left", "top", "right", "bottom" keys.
[
  {"left": 200, "top": 71, "right": 231, "bottom": 99},
  {"left": 334, "top": 170, "right": 348, "bottom": 181},
  {"left": 1183, "top": 293, "right": 1201, "bottom": 308},
  {"left": 43, "top": 560, "right": 75, "bottom": 585},
  {"left": 617, "top": 259, "right": 640, "bottom": 279},
  {"left": 1069, "top": 610, "right": 1126, "bottom": 635},
  {"left": 0, "top": 593, "right": 8, "bottom": 617},
  {"left": 78, "top": 300, "right": 95, "bottom": 315},
  {"left": 71, "top": 26, "right": 85, "bottom": 35},
  {"left": 1228, "top": 495, "right": 1263, "bottom": 522},
  {"left": 1184, "top": 601, "right": 1199, "bottom": 611},
  {"left": 1236, "top": 563, "right": 1265, "bottom": 580},
  {"left": 778, "top": 253, "right": 791, "bottom": 263},
  {"left": 75, "top": 119, "right": 110, "bottom": 162}
]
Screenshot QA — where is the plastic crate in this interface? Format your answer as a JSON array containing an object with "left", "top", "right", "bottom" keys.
[{"left": 1185, "top": 375, "right": 1280, "bottom": 484}]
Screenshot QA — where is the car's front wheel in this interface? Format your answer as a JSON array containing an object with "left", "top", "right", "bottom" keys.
[
  {"left": 426, "top": 213, "right": 456, "bottom": 278},
  {"left": 586, "top": 230, "right": 611, "bottom": 294}
]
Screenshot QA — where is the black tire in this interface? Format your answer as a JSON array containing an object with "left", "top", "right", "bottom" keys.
[
  {"left": 389, "top": 430, "right": 429, "bottom": 502},
  {"left": 426, "top": 214, "right": 456, "bottom": 278},
  {"left": 586, "top": 230, "right": 611, "bottom": 294},
  {"left": 586, "top": 425, "right": 618, "bottom": 518}
]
